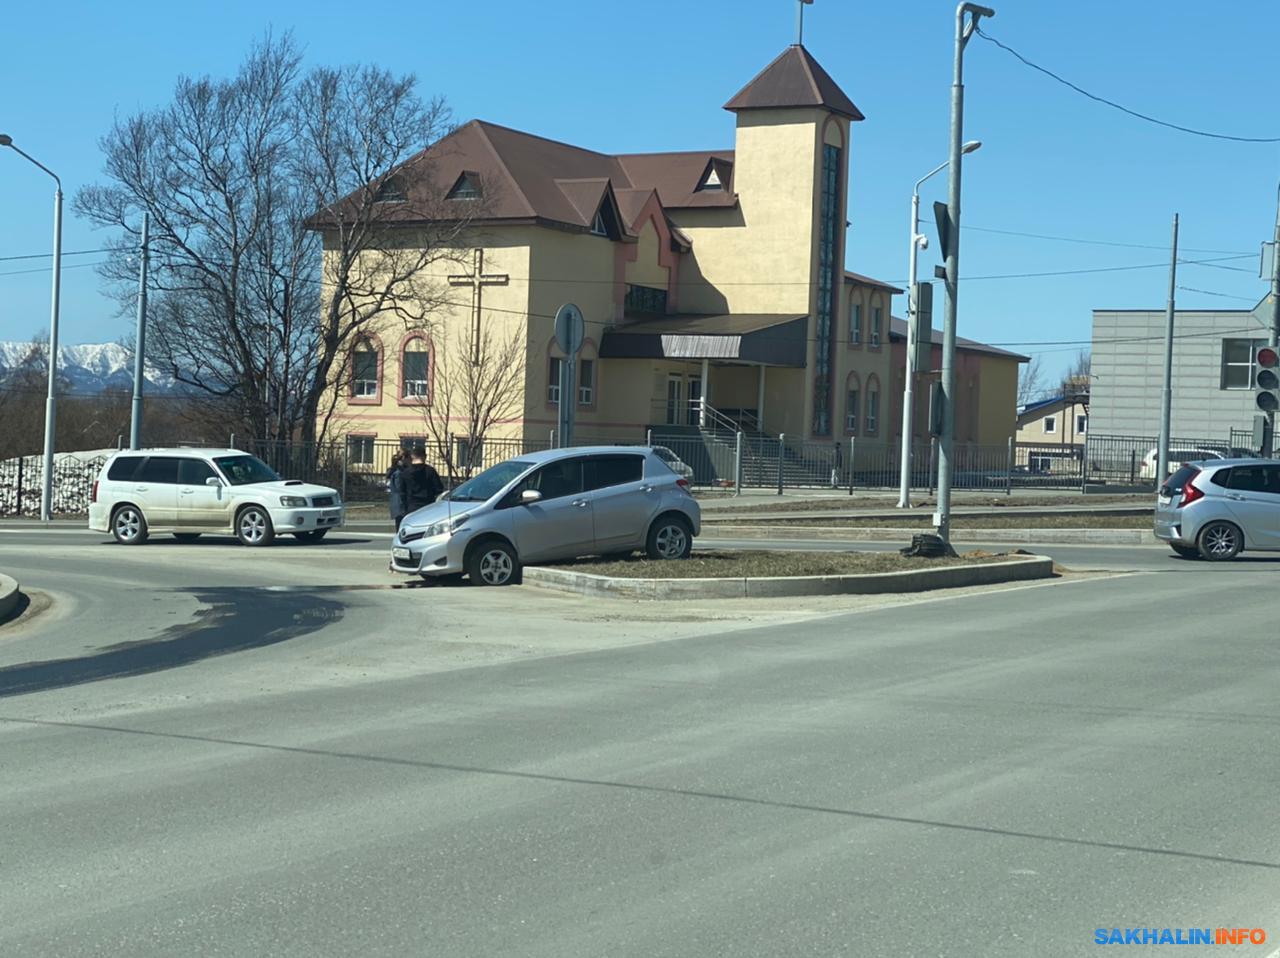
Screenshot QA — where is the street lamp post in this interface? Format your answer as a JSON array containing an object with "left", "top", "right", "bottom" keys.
[
  {"left": 0, "top": 134, "right": 62, "bottom": 522},
  {"left": 934, "top": 2, "right": 995, "bottom": 546},
  {"left": 897, "top": 140, "right": 981, "bottom": 509}
]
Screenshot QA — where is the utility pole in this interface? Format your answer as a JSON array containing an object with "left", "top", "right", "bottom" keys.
[
  {"left": 1156, "top": 214, "right": 1178, "bottom": 484},
  {"left": 1264, "top": 183, "right": 1280, "bottom": 457},
  {"left": 934, "top": 2, "right": 994, "bottom": 547},
  {"left": 130, "top": 213, "right": 150, "bottom": 450}
]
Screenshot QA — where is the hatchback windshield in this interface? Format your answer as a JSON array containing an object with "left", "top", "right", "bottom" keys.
[
  {"left": 213, "top": 455, "right": 281, "bottom": 485},
  {"left": 449, "top": 459, "right": 534, "bottom": 502}
]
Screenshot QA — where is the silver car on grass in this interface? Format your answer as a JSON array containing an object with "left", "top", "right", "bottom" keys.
[
  {"left": 390, "top": 446, "right": 701, "bottom": 586},
  {"left": 1154, "top": 458, "right": 1280, "bottom": 560}
]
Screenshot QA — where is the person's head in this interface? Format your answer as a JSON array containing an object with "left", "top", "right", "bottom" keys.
[{"left": 411, "top": 444, "right": 427, "bottom": 463}]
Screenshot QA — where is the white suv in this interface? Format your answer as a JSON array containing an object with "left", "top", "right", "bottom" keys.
[{"left": 88, "top": 448, "right": 344, "bottom": 546}]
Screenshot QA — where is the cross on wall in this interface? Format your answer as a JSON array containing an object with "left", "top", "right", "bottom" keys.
[{"left": 448, "top": 248, "right": 510, "bottom": 365}]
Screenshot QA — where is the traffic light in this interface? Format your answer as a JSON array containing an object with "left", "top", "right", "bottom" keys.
[{"left": 1257, "top": 346, "right": 1280, "bottom": 412}]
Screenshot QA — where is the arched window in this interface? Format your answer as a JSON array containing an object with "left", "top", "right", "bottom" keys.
[
  {"left": 547, "top": 337, "right": 599, "bottom": 409},
  {"left": 865, "top": 374, "right": 881, "bottom": 435},
  {"left": 350, "top": 336, "right": 382, "bottom": 402},
  {"left": 400, "top": 336, "right": 430, "bottom": 401},
  {"left": 844, "top": 372, "right": 861, "bottom": 435}
]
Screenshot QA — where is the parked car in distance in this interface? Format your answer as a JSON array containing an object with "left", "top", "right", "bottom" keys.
[
  {"left": 390, "top": 446, "right": 701, "bottom": 586},
  {"left": 88, "top": 448, "right": 344, "bottom": 546},
  {"left": 1139, "top": 446, "right": 1253, "bottom": 480},
  {"left": 652, "top": 445, "right": 694, "bottom": 481},
  {"left": 1154, "top": 458, "right": 1280, "bottom": 560}
]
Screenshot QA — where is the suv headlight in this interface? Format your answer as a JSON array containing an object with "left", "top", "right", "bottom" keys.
[{"left": 280, "top": 495, "right": 307, "bottom": 507}]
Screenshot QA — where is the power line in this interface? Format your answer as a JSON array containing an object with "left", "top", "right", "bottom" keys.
[
  {"left": 1177, "top": 286, "right": 1258, "bottom": 301},
  {"left": 0, "top": 247, "right": 114, "bottom": 263},
  {"left": 0, "top": 260, "right": 109, "bottom": 278},
  {"left": 962, "top": 225, "right": 1250, "bottom": 256},
  {"left": 975, "top": 27, "right": 1280, "bottom": 143}
]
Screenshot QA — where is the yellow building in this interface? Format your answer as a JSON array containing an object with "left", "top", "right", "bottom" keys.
[{"left": 319, "top": 45, "right": 1015, "bottom": 471}]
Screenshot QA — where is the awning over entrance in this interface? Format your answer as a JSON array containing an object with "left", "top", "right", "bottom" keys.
[{"left": 599, "top": 313, "right": 807, "bottom": 366}]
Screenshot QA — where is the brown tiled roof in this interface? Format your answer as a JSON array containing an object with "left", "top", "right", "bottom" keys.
[
  {"left": 844, "top": 270, "right": 903, "bottom": 294},
  {"left": 724, "top": 45, "right": 864, "bottom": 121},
  {"left": 615, "top": 151, "right": 737, "bottom": 209},
  {"left": 888, "top": 317, "right": 1029, "bottom": 362}
]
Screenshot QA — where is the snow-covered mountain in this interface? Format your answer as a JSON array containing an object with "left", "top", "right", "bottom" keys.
[{"left": 0, "top": 342, "right": 178, "bottom": 394}]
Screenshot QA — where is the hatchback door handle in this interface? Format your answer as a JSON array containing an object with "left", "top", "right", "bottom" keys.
[
  {"left": 572, "top": 498, "right": 589, "bottom": 508},
  {"left": 641, "top": 484, "right": 655, "bottom": 493},
  {"left": 1227, "top": 493, "right": 1247, "bottom": 500}
]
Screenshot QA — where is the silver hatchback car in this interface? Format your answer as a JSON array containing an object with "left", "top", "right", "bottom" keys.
[
  {"left": 390, "top": 446, "right": 702, "bottom": 585},
  {"left": 1154, "top": 458, "right": 1280, "bottom": 560}
]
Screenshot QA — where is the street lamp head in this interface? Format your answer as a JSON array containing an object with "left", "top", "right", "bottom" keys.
[
  {"left": 961, "top": 140, "right": 982, "bottom": 155},
  {"left": 0, "top": 134, "right": 12, "bottom": 147}
]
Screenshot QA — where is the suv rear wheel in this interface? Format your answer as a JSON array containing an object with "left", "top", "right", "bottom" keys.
[
  {"left": 1197, "top": 521, "right": 1241, "bottom": 561},
  {"left": 112, "top": 505, "right": 148, "bottom": 545}
]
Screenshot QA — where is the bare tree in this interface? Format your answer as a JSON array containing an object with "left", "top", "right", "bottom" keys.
[
  {"left": 1017, "top": 355, "right": 1045, "bottom": 407},
  {"left": 1061, "top": 349, "right": 1091, "bottom": 401},
  {"left": 76, "top": 33, "right": 477, "bottom": 445},
  {"left": 420, "top": 320, "right": 527, "bottom": 484}
]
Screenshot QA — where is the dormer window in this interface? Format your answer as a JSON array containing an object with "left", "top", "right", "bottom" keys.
[
  {"left": 591, "top": 210, "right": 608, "bottom": 236},
  {"left": 700, "top": 167, "right": 723, "bottom": 192},
  {"left": 375, "top": 177, "right": 406, "bottom": 203},
  {"left": 447, "top": 171, "right": 482, "bottom": 200}
]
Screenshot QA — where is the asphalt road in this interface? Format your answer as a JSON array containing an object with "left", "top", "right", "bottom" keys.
[{"left": 2, "top": 524, "right": 1278, "bottom": 956}]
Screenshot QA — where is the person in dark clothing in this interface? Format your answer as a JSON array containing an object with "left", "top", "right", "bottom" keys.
[
  {"left": 387, "top": 451, "right": 411, "bottom": 529},
  {"left": 403, "top": 444, "right": 444, "bottom": 513}
]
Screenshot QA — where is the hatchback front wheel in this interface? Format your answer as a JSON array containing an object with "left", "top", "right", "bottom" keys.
[{"left": 1197, "top": 521, "right": 1241, "bottom": 561}]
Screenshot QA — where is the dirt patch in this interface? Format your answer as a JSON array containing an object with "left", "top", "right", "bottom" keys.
[
  {"left": 697, "top": 493, "right": 1148, "bottom": 513},
  {"left": 551, "top": 549, "right": 1017, "bottom": 579},
  {"left": 767, "top": 514, "right": 1153, "bottom": 530}
]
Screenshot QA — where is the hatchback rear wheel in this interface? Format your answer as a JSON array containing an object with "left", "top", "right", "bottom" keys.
[
  {"left": 1197, "top": 521, "right": 1241, "bottom": 561},
  {"left": 646, "top": 515, "right": 692, "bottom": 560}
]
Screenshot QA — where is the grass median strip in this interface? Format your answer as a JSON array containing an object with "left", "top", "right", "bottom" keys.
[{"left": 552, "top": 549, "right": 1016, "bottom": 579}]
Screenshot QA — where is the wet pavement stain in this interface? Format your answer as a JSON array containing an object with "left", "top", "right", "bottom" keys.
[{"left": 0, "top": 587, "right": 344, "bottom": 699}]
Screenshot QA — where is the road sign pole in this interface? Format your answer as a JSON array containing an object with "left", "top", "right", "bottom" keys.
[
  {"left": 1156, "top": 214, "right": 1179, "bottom": 483},
  {"left": 553, "top": 304, "right": 585, "bottom": 449}
]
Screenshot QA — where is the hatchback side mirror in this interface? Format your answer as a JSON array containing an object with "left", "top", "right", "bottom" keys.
[
  {"left": 205, "top": 477, "right": 223, "bottom": 487},
  {"left": 519, "top": 489, "right": 543, "bottom": 505}
]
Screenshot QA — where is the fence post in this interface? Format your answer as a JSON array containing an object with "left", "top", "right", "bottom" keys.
[
  {"left": 847, "top": 437, "right": 856, "bottom": 496},
  {"left": 550, "top": 429, "right": 556, "bottom": 449},
  {"left": 117, "top": 434, "right": 124, "bottom": 450},
  {"left": 341, "top": 442, "right": 349, "bottom": 503},
  {"left": 1129, "top": 449, "right": 1136, "bottom": 485},
  {"left": 928, "top": 437, "right": 938, "bottom": 497},
  {"left": 15, "top": 456, "right": 23, "bottom": 517},
  {"left": 734, "top": 431, "right": 743, "bottom": 496},
  {"left": 647, "top": 428, "right": 653, "bottom": 446},
  {"left": 1080, "top": 436, "right": 1088, "bottom": 494},
  {"left": 229, "top": 432, "right": 236, "bottom": 450},
  {"left": 776, "top": 432, "right": 785, "bottom": 496},
  {"left": 1006, "top": 436, "right": 1014, "bottom": 496}
]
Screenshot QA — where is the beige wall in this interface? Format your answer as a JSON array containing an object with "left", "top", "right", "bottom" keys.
[
  {"left": 624, "top": 220, "right": 670, "bottom": 292},
  {"left": 670, "top": 108, "right": 829, "bottom": 317},
  {"left": 975, "top": 355, "right": 1020, "bottom": 444}
]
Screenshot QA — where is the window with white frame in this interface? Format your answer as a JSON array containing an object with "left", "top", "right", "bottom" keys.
[
  {"left": 1043, "top": 415, "right": 1057, "bottom": 434},
  {"left": 846, "top": 387, "right": 860, "bottom": 433},
  {"left": 346, "top": 435, "right": 374, "bottom": 466},
  {"left": 401, "top": 340, "right": 429, "bottom": 399},
  {"left": 1076, "top": 414, "right": 1087, "bottom": 434},
  {"left": 352, "top": 342, "right": 379, "bottom": 398},
  {"left": 1221, "top": 338, "right": 1266, "bottom": 389},
  {"left": 870, "top": 306, "right": 882, "bottom": 346},
  {"left": 591, "top": 210, "right": 608, "bottom": 236},
  {"left": 578, "top": 359, "right": 594, "bottom": 405},
  {"left": 547, "top": 357, "right": 562, "bottom": 404},
  {"left": 849, "top": 303, "right": 862, "bottom": 344},
  {"left": 866, "top": 385, "right": 879, "bottom": 433}
]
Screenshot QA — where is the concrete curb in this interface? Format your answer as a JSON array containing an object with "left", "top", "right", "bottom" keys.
[
  {"left": 701, "top": 525, "right": 1157, "bottom": 545},
  {"left": 524, "top": 555, "right": 1053, "bottom": 600},
  {"left": 0, "top": 573, "right": 20, "bottom": 622}
]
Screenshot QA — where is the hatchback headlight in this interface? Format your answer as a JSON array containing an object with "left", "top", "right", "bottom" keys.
[
  {"left": 280, "top": 495, "right": 307, "bottom": 507},
  {"left": 423, "top": 513, "right": 470, "bottom": 538}
]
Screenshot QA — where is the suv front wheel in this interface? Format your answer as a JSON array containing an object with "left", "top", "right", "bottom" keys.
[{"left": 236, "top": 506, "right": 276, "bottom": 547}]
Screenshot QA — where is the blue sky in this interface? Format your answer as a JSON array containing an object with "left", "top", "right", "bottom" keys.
[{"left": 2, "top": 0, "right": 1278, "bottom": 386}]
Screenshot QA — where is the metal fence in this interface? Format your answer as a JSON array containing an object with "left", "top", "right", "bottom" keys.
[{"left": 5, "top": 427, "right": 1269, "bottom": 517}]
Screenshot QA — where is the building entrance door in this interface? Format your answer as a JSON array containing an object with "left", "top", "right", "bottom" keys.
[{"left": 666, "top": 376, "right": 683, "bottom": 425}]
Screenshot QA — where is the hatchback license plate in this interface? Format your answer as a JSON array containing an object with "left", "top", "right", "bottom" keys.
[{"left": 392, "top": 547, "right": 412, "bottom": 561}]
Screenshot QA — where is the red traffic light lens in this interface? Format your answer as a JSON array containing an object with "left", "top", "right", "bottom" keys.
[{"left": 1259, "top": 346, "right": 1280, "bottom": 368}]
